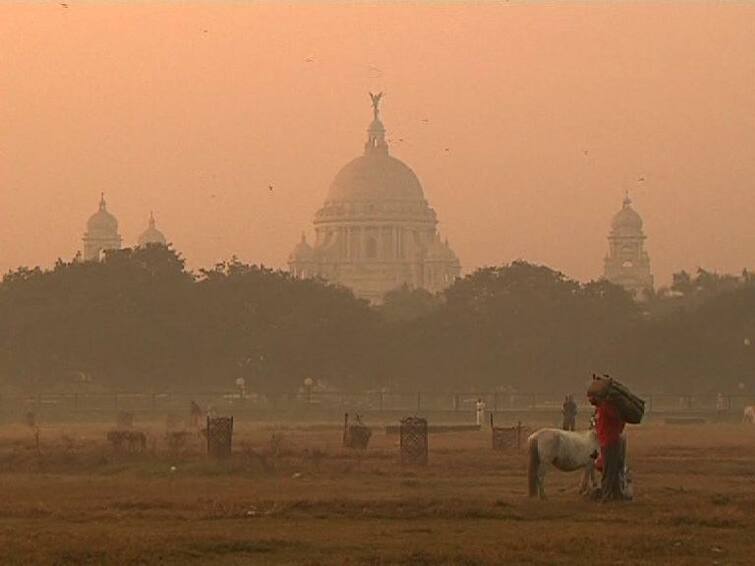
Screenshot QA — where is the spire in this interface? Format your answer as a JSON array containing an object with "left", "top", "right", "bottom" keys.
[
  {"left": 99, "top": 192, "right": 107, "bottom": 211},
  {"left": 365, "top": 92, "right": 388, "bottom": 154},
  {"left": 623, "top": 190, "right": 632, "bottom": 207},
  {"left": 149, "top": 210, "right": 156, "bottom": 228}
]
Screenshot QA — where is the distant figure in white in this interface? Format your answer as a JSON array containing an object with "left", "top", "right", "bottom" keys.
[
  {"left": 527, "top": 427, "right": 600, "bottom": 498},
  {"left": 743, "top": 406, "right": 755, "bottom": 424},
  {"left": 475, "top": 398, "right": 486, "bottom": 426},
  {"left": 716, "top": 393, "right": 726, "bottom": 415}
]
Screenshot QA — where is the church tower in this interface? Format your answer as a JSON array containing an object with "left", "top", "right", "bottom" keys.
[
  {"left": 82, "top": 193, "right": 122, "bottom": 261},
  {"left": 288, "top": 94, "right": 461, "bottom": 303},
  {"left": 603, "top": 193, "right": 653, "bottom": 297}
]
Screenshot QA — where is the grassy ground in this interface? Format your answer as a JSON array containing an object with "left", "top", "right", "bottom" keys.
[{"left": 0, "top": 421, "right": 753, "bottom": 565}]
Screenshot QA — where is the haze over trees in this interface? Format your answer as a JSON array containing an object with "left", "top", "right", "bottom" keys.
[{"left": 0, "top": 247, "right": 752, "bottom": 396}]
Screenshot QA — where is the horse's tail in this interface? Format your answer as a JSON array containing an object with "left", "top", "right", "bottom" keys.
[{"left": 527, "top": 434, "right": 539, "bottom": 497}]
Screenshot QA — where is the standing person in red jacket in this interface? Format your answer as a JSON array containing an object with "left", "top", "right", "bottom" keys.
[{"left": 589, "top": 393, "right": 626, "bottom": 501}]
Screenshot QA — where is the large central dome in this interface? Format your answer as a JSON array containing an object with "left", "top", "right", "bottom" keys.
[
  {"left": 326, "top": 115, "right": 425, "bottom": 203},
  {"left": 327, "top": 152, "right": 425, "bottom": 202},
  {"left": 289, "top": 93, "right": 461, "bottom": 303}
]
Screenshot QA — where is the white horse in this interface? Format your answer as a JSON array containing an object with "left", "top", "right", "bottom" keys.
[
  {"left": 743, "top": 406, "right": 755, "bottom": 424},
  {"left": 527, "top": 428, "right": 599, "bottom": 498}
]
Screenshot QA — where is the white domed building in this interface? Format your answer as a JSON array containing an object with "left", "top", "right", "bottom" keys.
[
  {"left": 137, "top": 212, "right": 167, "bottom": 247},
  {"left": 603, "top": 193, "right": 653, "bottom": 297},
  {"left": 289, "top": 94, "right": 461, "bottom": 303},
  {"left": 82, "top": 193, "right": 122, "bottom": 261}
]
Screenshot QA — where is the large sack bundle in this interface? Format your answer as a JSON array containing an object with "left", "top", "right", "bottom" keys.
[{"left": 588, "top": 374, "right": 645, "bottom": 424}]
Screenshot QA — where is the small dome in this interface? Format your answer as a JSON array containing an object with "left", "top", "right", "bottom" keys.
[
  {"left": 289, "top": 233, "right": 314, "bottom": 262},
  {"left": 137, "top": 212, "right": 167, "bottom": 246},
  {"left": 327, "top": 153, "right": 425, "bottom": 203},
  {"left": 87, "top": 194, "right": 118, "bottom": 234},
  {"left": 444, "top": 238, "right": 460, "bottom": 262},
  {"left": 611, "top": 195, "right": 643, "bottom": 233},
  {"left": 426, "top": 233, "right": 451, "bottom": 259}
]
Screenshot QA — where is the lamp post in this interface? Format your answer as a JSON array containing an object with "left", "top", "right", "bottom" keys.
[
  {"left": 235, "top": 377, "right": 246, "bottom": 400},
  {"left": 304, "top": 378, "right": 314, "bottom": 405}
]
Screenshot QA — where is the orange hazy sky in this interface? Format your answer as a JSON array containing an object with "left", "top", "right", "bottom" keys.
[{"left": 1, "top": 2, "right": 754, "bottom": 285}]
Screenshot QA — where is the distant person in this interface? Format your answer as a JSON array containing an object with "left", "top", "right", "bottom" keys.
[
  {"left": 716, "top": 393, "right": 726, "bottom": 418},
  {"left": 589, "top": 391, "right": 626, "bottom": 502},
  {"left": 189, "top": 401, "right": 204, "bottom": 428},
  {"left": 475, "top": 398, "right": 486, "bottom": 427},
  {"left": 562, "top": 394, "right": 578, "bottom": 431}
]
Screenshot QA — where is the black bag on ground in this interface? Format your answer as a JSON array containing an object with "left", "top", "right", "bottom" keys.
[{"left": 588, "top": 375, "right": 645, "bottom": 424}]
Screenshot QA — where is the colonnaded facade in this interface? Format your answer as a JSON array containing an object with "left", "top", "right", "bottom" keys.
[{"left": 288, "top": 93, "right": 461, "bottom": 303}]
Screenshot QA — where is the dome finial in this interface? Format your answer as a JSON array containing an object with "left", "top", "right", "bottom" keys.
[
  {"left": 365, "top": 92, "right": 388, "bottom": 154},
  {"left": 99, "top": 192, "right": 106, "bottom": 210},
  {"left": 149, "top": 210, "right": 156, "bottom": 228},
  {"left": 369, "top": 91, "right": 383, "bottom": 121},
  {"left": 623, "top": 189, "right": 632, "bottom": 207}
]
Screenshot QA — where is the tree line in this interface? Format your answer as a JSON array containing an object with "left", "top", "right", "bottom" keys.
[{"left": 0, "top": 245, "right": 752, "bottom": 397}]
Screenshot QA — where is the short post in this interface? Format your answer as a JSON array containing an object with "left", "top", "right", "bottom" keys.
[
  {"left": 342, "top": 412, "right": 349, "bottom": 446},
  {"left": 516, "top": 421, "right": 522, "bottom": 450}
]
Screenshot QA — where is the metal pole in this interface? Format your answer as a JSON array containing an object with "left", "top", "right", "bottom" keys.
[{"left": 516, "top": 420, "right": 522, "bottom": 449}]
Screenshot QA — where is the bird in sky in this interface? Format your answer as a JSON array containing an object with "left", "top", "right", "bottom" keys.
[
  {"left": 637, "top": 176, "right": 646, "bottom": 182},
  {"left": 268, "top": 185, "right": 274, "bottom": 192},
  {"left": 60, "top": 2, "right": 68, "bottom": 7},
  {"left": 305, "top": 56, "right": 315, "bottom": 63}
]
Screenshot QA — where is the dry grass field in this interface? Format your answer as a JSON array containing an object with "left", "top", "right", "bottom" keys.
[{"left": 0, "top": 420, "right": 753, "bottom": 565}]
